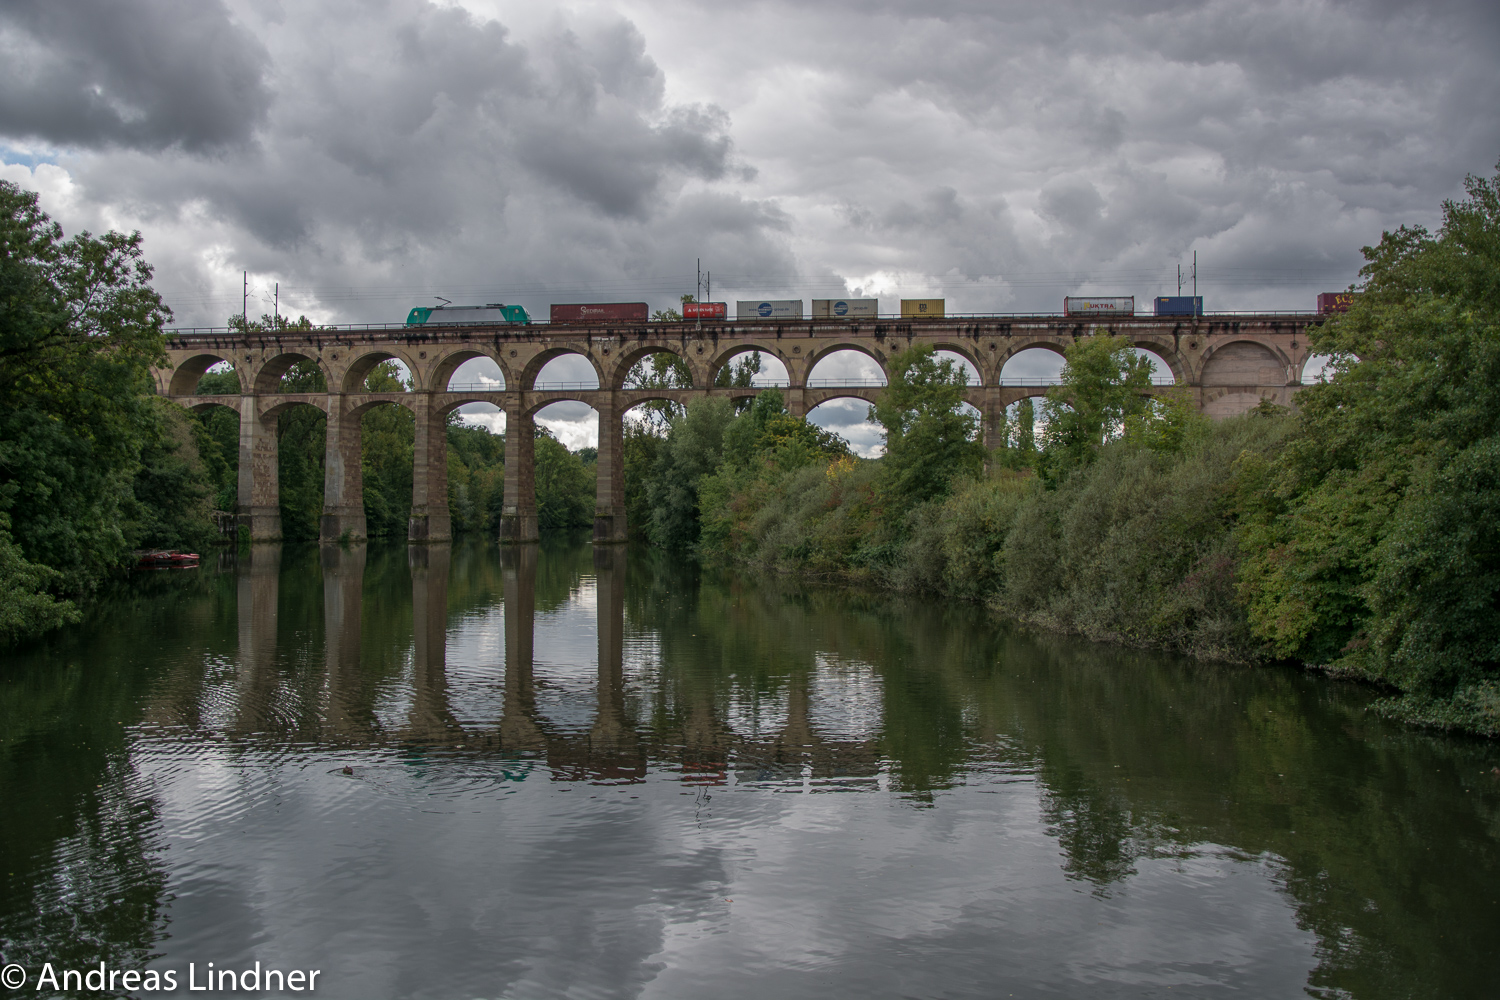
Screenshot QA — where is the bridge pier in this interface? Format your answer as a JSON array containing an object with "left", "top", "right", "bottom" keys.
[
  {"left": 409, "top": 393, "right": 452, "bottom": 542},
  {"left": 500, "top": 404, "right": 539, "bottom": 543},
  {"left": 593, "top": 392, "right": 627, "bottom": 544},
  {"left": 320, "top": 399, "right": 367, "bottom": 542},
  {"left": 238, "top": 398, "right": 282, "bottom": 541}
]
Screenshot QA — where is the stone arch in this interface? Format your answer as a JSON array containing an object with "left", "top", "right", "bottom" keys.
[
  {"left": 918, "top": 340, "right": 988, "bottom": 385},
  {"left": 707, "top": 343, "right": 794, "bottom": 385},
  {"left": 342, "top": 346, "right": 422, "bottom": 393},
  {"left": 168, "top": 352, "right": 240, "bottom": 396},
  {"left": 188, "top": 398, "right": 241, "bottom": 416},
  {"left": 429, "top": 346, "right": 510, "bottom": 393},
  {"left": 997, "top": 339, "right": 1069, "bottom": 371},
  {"left": 805, "top": 341, "right": 889, "bottom": 381},
  {"left": 346, "top": 396, "right": 416, "bottom": 418},
  {"left": 259, "top": 396, "right": 330, "bottom": 420},
  {"left": 1124, "top": 338, "right": 1187, "bottom": 382},
  {"left": 611, "top": 342, "right": 697, "bottom": 390},
  {"left": 253, "top": 351, "right": 330, "bottom": 394},
  {"left": 1200, "top": 339, "right": 1289, "bottom": 387},
  {"left": 523, "top": 393, "right": 599, "bottom": 420},
  {"left": 522, "top": 347, "right": 606, "bottom": 391}
]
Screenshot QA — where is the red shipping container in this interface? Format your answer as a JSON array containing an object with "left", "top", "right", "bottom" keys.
[
  {"left": 683, "top": 302, "right": 727, "bottom": 319},
  {"left": 1317, "top": 292, "right": 1355, "bottom": 314},
  {"left": 549, "top": 302, "right": 649, "bottom": 323}
]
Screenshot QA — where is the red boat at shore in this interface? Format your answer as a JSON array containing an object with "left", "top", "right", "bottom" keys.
[{"left": 135, "top": 550, "right": 201, "bottom": 568}]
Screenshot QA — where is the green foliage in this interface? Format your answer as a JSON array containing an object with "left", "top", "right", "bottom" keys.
[
  {"left": 534, "top": 430, "right": 594, "bottom": 529},
  {"left": 446, "top": 420, "right": 505, "bottom": 534},
  {"left": 359, "top": 360, "right": 413, "bottom": 537},
  {"left": 1236, "top": 161, "right": 1500, "bottom": 731},
  {"left": 645, "top": 396, "right": 737, "bottom": 547},
  {"left": 273, "top": 358, "right": 328, "bottom": 540},
  {"left": 870, "top": 345, "right": 984, "bottom": 504},
  {"left": 0, "top": 514, "right": 80, "bottom": 645},
  {"left": 1038, "top": 334, "right": 1155, "bottom": 478},
  {"left": 0, "top": 180, "right": 177, "bottom": 641}
]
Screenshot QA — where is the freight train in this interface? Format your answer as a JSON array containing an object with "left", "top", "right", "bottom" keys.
[{"left": 404, "top": 293, "right": 1355, "bottom": 325}]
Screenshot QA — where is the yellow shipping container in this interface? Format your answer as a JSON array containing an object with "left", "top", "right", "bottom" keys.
[{"left": 900, "top": 298, "right": 945, "bottom": 318}]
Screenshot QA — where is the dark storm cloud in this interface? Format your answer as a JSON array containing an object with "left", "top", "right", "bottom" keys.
[{"left": 0, "top": 0, "right": 270, "bottom": 151}]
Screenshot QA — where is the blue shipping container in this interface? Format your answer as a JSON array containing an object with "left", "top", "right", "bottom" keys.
[{"left": 1155, "top": 296, "right": 1202, "bottom": 316}]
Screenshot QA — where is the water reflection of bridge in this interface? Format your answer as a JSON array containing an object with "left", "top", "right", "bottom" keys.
[{"left": 224, "top": 544, "right": 885, "bottom": 786}]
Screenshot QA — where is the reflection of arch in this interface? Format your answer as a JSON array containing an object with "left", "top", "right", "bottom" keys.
[
  {"left": 806, "top": 342, "right": 889, "bottom": 381},
  {"left": 707, "top": 343, "right": 793, "bottom": 383},
  {"left": 254, "top": 351, "right": 325, "bottom": 393},
  {"left": 169, "top": 352, "right": 239, "bottom": 395},
  {"left": 522, "top": 347, "right": 604, "bottom": 391},
  {"left": 612, "top": 343, "right": 692, "bottom": 390},
  {"left": 342, "top": 346, "right": 421, "bottom": 393},
  {"left": 430, "top": 347, "right": 508, "bottom": 392}
]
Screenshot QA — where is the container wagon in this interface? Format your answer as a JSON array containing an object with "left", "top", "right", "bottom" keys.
[
  {"left": 1154, "top": 296, "right": 1202, "bottom": 316},
  {"left": 812, "top": 298, "right": 878, "bottom": 318},
  {"left": 683, "top": 302, "right": 727, "bottom": 319},
  {"left": 900, "top": 299, "right": 944, "bottom": 318},
  {"left": 1064, "top": 296, "right": 1134, "bottom": 317},
  {"left": 1317, "top": 292, "right": 1355, "bottom": 314},
  {"left": 549, "top": 302, "right": 648, "bottom": 323},
  {"left": 736, "top": 300, "right": 803, "bottom": 320}
]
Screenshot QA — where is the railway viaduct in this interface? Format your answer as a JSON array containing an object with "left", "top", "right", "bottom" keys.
[{"left": 156, "top": 314, "right": 1320, "bottom": 543}]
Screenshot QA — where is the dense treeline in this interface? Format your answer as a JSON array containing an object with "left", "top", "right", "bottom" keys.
[{"left": 635, "top": 165, "right": 1500, "bottom": 735}]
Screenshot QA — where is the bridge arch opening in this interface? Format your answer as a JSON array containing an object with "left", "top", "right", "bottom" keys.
[
  {"left": 342, "top": 349, "right": 414, "bottom": 393},
  {"left": 532, "top": 351, "right": 600, "bottom": 391},
  {"left": 350, "top": 393, "right": 416, "bottom": 538},
  {"left": 442, "top": 352, "right": 506, "bottom": 393},
  {"left": 931, "top": 350, "right": 981, "bottom": 386},
  {"left": 617, "top": 346, "right": 693, "bottom": 391},
  {"left": 807, "top": 349, "right": 886, "bottom": 388},
  {"left": 1000, "top": 347, "right": 1065, "bottom": 385},
  {"left": 171, "top": 353, "right": 239, "bottom": 396},
  {"left": 261, "top": 397, "right": 329, "bottom": 540},
  {"left": 256, "top": 352, "right": 329, "bottom": 394},
  {"left": 709, "top": 346, "right": 790, "bottom": 387},
  {"left": 529, "top": 400, "right": 600, "bottom": 531},
  {"left": 1300, "top": 353, "right": 1336, "bottom": 383},
  {"left": 1129, "top": 346, "right": 1179, "bottom": 384},
  {"left": 189, "top": 396, "right": 241, "bottom": 513},
  {"left": 806, "top": 396, "right": 884, "bottom": 457}
]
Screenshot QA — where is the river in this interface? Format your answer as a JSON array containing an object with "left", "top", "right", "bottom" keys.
[{"left": 2, "top": 536, "right": 1497, "bottom": 998}]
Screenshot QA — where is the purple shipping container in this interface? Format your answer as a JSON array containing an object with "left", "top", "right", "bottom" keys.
[
  {"left": 549, "top": 302, "right": 649, "bottom": 323},
  {"left": 1317, "top": 292, "right": 1354, "bottom": 314}
]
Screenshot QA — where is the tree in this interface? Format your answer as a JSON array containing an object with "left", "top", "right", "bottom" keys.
[
  {"left": 533, "top": 430, "right": 593, "bottom": 528},
  {"left": 870, "top": 345, "right": 984, "bottom": 504},
  {"left": 1237, "top": 161, "right": 1500, "bottom": 730},
  {"left": 0, "top": 181, "right": 173, "bottom": 624},
  {"left": 1039, "top": 334, "right": 1155, "bottom": 475},
  {"left": 646, "top": 396, "right": 737, "bottom": 547}
]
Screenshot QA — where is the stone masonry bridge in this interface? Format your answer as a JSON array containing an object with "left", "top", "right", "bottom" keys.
[{"left": 157, "top": 314, "right": 1320, "bottom": 543}]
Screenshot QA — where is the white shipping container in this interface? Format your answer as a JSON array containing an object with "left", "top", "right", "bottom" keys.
[
  {"left": 811, "top": 298, "right": 878, "bottom": 319},
  {"left": 736, "top": 299, "right": 804, "bottom": 321},
  {"left": 1064, "top": 296, "right": 1135, "bottom": 316}
]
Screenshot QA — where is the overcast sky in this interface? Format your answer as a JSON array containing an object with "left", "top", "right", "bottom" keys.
[{"left": 3, "top": 0, "right": 1495, "bottom": 449}]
